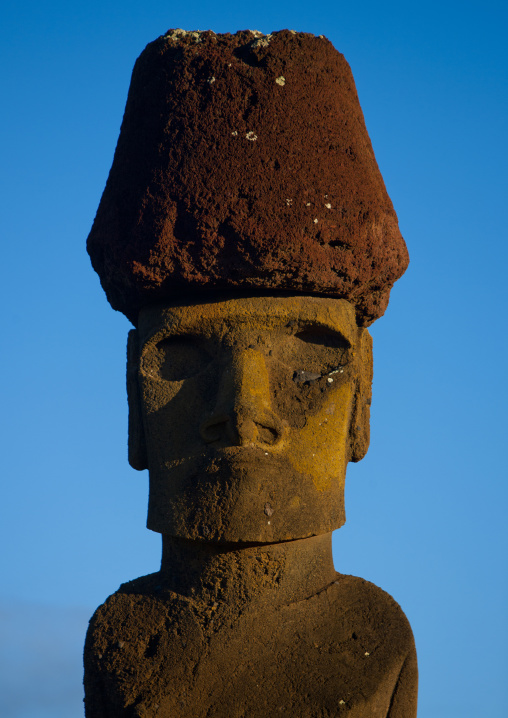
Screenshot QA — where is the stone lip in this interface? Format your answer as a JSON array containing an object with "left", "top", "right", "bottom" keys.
[{"left": 87, "top": 29, "right": 409, "bottom": 327}]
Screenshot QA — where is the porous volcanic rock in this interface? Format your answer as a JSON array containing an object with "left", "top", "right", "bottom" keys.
[{"left": 87, "top": 29, "right": 408, "bottom": 326}]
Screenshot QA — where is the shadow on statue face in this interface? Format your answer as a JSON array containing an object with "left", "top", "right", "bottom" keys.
[{"left": 127, "top": 296, "right": 373, "bottom": 543}]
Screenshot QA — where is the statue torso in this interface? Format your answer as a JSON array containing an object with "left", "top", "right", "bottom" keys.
[{"left": 84, "top": 572, "right": 417, "bottom": 718}]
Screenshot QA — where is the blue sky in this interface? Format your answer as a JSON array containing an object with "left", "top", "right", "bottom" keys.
[{"left": 1, "top": 1, "right": 507, "bottom": 716}]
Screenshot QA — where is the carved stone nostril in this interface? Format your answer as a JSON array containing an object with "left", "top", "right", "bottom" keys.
[
  {"left": 201, "top": 409, "right": 284, "bottom": 446},
  {"left": 256, "top": 423, "right": 279, "bottom": 445},
  {"left": 200, "top": 417, "right": 229, "bottom": 443}
]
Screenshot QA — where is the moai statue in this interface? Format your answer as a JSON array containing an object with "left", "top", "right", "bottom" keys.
[{"left": 84, "top": 30, "right": 418, "bottom": 717}]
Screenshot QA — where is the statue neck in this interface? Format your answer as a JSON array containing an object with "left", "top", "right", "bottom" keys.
[{"left": 160, "top": 533, "right": 336, "bottom": 611}]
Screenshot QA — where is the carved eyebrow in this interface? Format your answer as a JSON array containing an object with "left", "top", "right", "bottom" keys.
[
  {"left": 140, "top": 313, "right": 354, "bottom": 346},
  {"left": 140, "top": 315, "right": 189, "bottom": 346}
]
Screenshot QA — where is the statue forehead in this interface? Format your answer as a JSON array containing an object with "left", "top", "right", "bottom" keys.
[{"left": 138, "top": 295, "right": 359, "bottom": 346}]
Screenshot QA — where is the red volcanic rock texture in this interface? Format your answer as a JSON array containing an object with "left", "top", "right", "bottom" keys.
[{"left": 87, "top": 29, "right": 409, "bottom": 327}]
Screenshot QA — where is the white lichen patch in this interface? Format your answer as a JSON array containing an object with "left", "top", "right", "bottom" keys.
[
  {"left": 364, "top": 652, "right": 370, "bottom": 656},
  {"left": 325, "top": 202, "right": 332, "bottom": 209},
  {"left": 207, "top": 76, "right": 216, "bottom": 84},
  {"left": 306, "top": 202, "right": 311, "bottom": 206},
  {"left": 231, "top": 130, "right": 238, "bottom": 136},
  {"left": 313, "top": 218, "right": 319, "bottom": 224},
  {"left": 275, "top": 76, "right": 286, "bottom": 86},
  {"left": 339, "top": 700, "right": 346, "bottom": 706},
  {"left": 245, "top": 131, "right": 258, "bottom": 141},
  {"left": 164, "top": 29, "right": 208, "bottom": 43},
  {"left": 250, "top": 32, "right": 273, "bottom": 49},
  {"left": 286, "top": 199, "right": 293, "bottom": 206}
]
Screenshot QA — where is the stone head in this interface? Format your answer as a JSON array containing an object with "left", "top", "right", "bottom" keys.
[
  {"left": 86, "top": 30, "right": 408, "bottom": 545},
  {"left": 127, "top": 294, "right": 373, "bottom": 543}
]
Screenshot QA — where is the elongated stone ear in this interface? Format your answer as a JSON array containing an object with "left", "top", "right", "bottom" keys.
[
  {"left": 349, "top": 329, "right": 373, "bottom": 463},
  {"left": 127, "top": 329, "right": 148, "bottom": 471}
]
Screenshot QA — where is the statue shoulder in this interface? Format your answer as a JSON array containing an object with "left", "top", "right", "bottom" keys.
[
  {"left": 332, "top": 574, "right": 418, "bottom": 718},
  {"left": 333, "top": 572, "right": 413, "bottom": 616},
  {"left": 86, "top": 572, "right": 194, "bottom": 634},
  {"left": 302, "top": 574, "right": 418, "bottom": 717},
  {"left": 324, "top": 573, "right": 416, "bottom": 659},
  {"left": 84, "top": 573, "right": 205, "bottom": 717}
]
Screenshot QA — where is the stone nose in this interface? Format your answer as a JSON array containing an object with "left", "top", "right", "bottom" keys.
[{"left": 200, "top": 348, "right": 285, "bottom": 447}]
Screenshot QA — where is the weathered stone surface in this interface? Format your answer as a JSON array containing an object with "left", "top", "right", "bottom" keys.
[
  {"left": 84, "top": 30, "right": 418, "bottom": 718},
  {"left": 84, "top": 295, "right": 417, "bottom": 716},
  {"left": 85, "top": 538, "right": 418, "bottom": 718},
  {"left": 87, "top": 30, "right": 408, "bottom": 327},
  {"left": 128, "top": 296, "right": 373, "bottom": 540}
]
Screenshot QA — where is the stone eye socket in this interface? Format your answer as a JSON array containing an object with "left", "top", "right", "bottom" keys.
[
  {"left": 290, "top": 328, "right": 351, "bottom": 376},
  {"left": 153, "top": 336, "right": 212, "bottom": 381},
  {"left": 294, "top": 328, "right": 350, "bottom": 350}
]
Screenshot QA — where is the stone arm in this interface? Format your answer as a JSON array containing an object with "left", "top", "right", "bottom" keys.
[
  {"left": 83, "top": 665, "right": 111, "bottom": 718},
  {"left": 83, "top": 614, "right": 128, "bottom": 718},
  {"left": 386, "top": 643, "right": 418, "bottom": 718}
]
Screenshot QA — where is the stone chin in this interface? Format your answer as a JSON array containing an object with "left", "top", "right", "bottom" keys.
[{"left": 146, "top": 446, "right": 346, "bottom": 543}]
